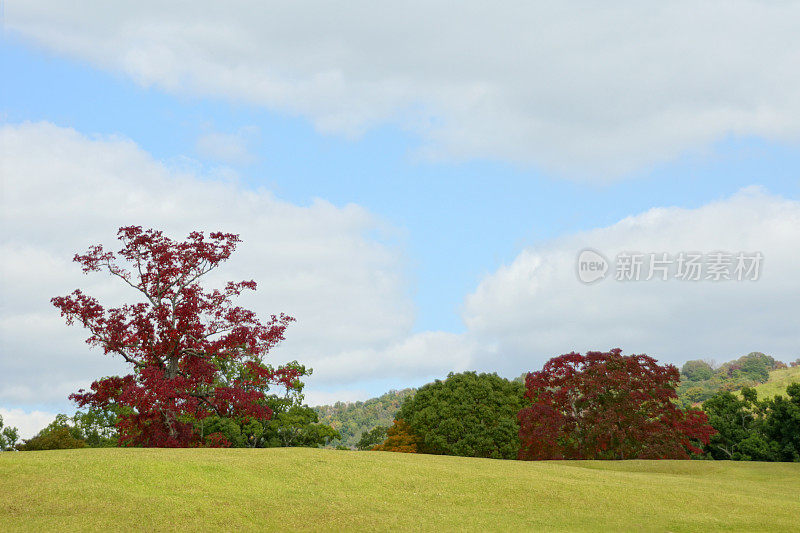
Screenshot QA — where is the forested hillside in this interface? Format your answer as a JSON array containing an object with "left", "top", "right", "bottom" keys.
[
  {"left": 676, "top": 352, "right": 798, "bottom": 405},
  {"left": 314, "top": 389, "right": 416, "bottom": 448}
]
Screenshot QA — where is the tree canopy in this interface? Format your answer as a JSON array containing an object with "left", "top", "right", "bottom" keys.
[
  {"left": 702, "top": 383, "right": 800, "bottom": 461},
  {"left": 397, "top": 371, "right": 525, "bottom": 459},
  {"left": 518, "top": 349, "right": 715, "bottom": 460},
  {"left": 0, "top": 415, "right": 19, "bottom": 451}
]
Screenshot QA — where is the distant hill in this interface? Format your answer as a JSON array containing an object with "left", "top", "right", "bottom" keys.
[
  {"left": 313, "top": 388, "right": 416, "bottom": 448},
  {"left": 747, "top": 366, "right": 800, "bottom": 400},
  {"left": 677, "top": 352, "right": 798, "bottom": 405}
]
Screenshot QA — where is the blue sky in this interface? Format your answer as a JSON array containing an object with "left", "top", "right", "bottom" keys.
[{"left": 2, "top": 3, "right": 800, "bottom": 435}]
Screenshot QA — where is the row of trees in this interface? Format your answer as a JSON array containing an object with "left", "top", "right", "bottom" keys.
[
  {"left": 372, "top": 350, "right": 717, "bottom": 460},
  {"left": 367, "top": 350, "right": 798, "bottom": 462}
]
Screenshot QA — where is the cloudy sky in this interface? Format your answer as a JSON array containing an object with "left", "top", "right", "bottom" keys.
[{"left": 2, "top": 1, "right": 799, "bottom": 437}]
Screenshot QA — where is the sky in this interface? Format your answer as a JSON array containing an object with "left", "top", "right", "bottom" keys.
[{"left": 2, "top": 1, "right": 799, "bottom": 438}]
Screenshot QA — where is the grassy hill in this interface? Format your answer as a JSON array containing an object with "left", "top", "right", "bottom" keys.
[
  {"left": 750, "top": 366, "right": 800, "bottom": 399},
  {"left": 2, "top": 448, "right": 799, "bottom": 532}
]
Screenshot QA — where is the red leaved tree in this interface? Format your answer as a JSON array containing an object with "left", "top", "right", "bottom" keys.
[
  {"left": 518, "top": 348, "right": 715, "bottom": 460},
  {"left": 52, "top": 226, "right": 302, "bottom": 447}
]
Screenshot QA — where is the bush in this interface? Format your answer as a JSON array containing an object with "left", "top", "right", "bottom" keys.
[
  {"left": 372, "top": 419, "right": 421, "bottom": 453},
  {"left": 18, "top": 426, "right": 86, "bottom": 451}
]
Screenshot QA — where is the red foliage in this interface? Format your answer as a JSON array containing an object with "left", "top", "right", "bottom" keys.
[
  {"left": 53, "top": 227, "right": 302, "bottom": 447},
  {"left": 372, "top": 419, "right": 421, "bottom": 453},
  {"left": 203, "top": 433, "right": 233, "bottom": 448},
  {"left": 518, "top": 348, "right": 716, "bottom": 460}
]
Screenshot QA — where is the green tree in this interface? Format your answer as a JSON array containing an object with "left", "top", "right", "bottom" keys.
[
  {"left": 739, "top": 352, "right": 772, "bottom": 382},
  {"left": 398, "top": 372, "right": 525, "bottom": 459},
  {"left": 702, "top": 389, "right": 772, "bottom": 460},
  {"left": 261, "top": 405, "right": 340, "bottom": 448},
  {"left": 356, "top": 425, "right": 388, "bottom": 450},
  {"left": 195, "top": 368, "right": 340, "bottom": 449},
  {"left": 0, "top": 415, "right": 20, "bottom": 451},
  {"left": 702, "top": 384, "right": 800, "bottom": 462},
  {"left": 681, "top": 360, "right": 713, "bottom": 382},
  {"left": 761, "top": 383, "right": 800, "bottom": 461},
  {"left": 73, "top": 407, "right": 119, "bottom": 447},
  {"left": 17, "top": 415, "right": 87, "bottom": 451}
]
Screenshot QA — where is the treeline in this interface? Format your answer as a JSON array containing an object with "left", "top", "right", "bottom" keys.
[
  {"left": 315, "top": 352, "right": 799, "bottom": 454},
  {"left": 367, "top": 350, "right": 800, "bottom": 462},
  {"left": 5, "top": 350, "right": 797, "bottom": 459},
  {"left": 4, "top": 392, "right": 341, "bottom": 451}
]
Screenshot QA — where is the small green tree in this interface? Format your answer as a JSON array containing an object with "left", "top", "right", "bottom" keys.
[
  {"left": 0, "top": 415, "right": 20, "bottom": 451},
  {"left": 261, "top": 405, "right": 340, "bottom": 447},
  {"left": 73, "top": 407, "right": 119, "bottom": 447},
  {"left": 398, "top": 371, "right": 525, "bottom": 459}
]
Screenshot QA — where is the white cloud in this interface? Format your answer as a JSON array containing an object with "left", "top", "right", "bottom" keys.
[
  {"left": 2, "top": 122, "right": 798, "bottom": 415},
  {"left": 462, "top": 187, "right": 800, "bottom": 376},
  {"left": 6, "top": 1, "right": 800, "bottom": 177},
  {"left": 303, "top": 389, "right": 370, "bottom": 408},
  {"left": 0, "top": 121, "right": 423, "bottom": 408},
  {"left": 0, "top": 408, "right": 56, "bottom": 440}
]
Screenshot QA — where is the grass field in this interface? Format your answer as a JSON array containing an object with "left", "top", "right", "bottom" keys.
[{"left": 2, "top": 448, "right": 799, "bottom": 532}]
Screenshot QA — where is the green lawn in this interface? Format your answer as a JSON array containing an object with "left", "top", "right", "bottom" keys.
[{"left": 2, "top": 448, "right": 798, "bottom": 532}]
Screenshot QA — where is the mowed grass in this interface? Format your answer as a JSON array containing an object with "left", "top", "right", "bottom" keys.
[{"left": 2, "top": 448, "right": 799, "bottom": 532}]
